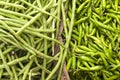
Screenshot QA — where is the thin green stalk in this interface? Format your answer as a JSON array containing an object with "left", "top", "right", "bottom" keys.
[
  {"left": 0, "top": 68, "right": 3, "bottom": 79},
  {"left": 0, "top": 8, "right": 32, "bottom": 19},
  {"left": 0, "top": 49, "right": 13, "bottom": 78},
  {"left": 52, "top": 20, "right": 55, "bottom": 55},
  {"left": 22, "top": 60, "right": 33, "bottom": 80},
  {"left": 56, "top": 0, "right": 62, "bottom": 37},
  {"left": 58, "top": 0, "right": 76, "bottom": 79},
  {"left": 16, "top": 13, "right": 41, "bottom": 35},
  {"left": 0, "top": 1, "right": 25, "bottom": 9},
  {"left": 7, "top": 54, "right": 18, "bottom": 80},
  {"left": 46, "top": 47, "right": 63, "bottom": 80},
  {"left": 41, "top": 16, "right": 47, "bottom": 80},
  {"left": 62, "top": 2, "right": 68, "bottom": 39},
  {"left": 3, "top": 47, "right": 14, "bottom": 55}
]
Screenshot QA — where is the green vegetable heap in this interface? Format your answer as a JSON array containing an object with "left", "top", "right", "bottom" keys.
[
  {"left": 0, "top": 0, "right": 120, "bottom": 80},
  {"left": 0, "top": 0, "right": 64, "bottom": 80},
  {"left": 66, "top": 0, "right": 120, "bottom": 80}
]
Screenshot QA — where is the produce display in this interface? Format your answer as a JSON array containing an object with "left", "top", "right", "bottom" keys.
[
  {"left": 66, "top": 0, "right": 120, "bottom": 80},
  {"left": 0, "top": 0, "right": 64, "bottom": 80},
  {"left": 0, "top": 0, "right": 120, "bottom": 80}
]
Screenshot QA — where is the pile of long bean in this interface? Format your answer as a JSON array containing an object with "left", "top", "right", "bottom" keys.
[
  {"left": 0, "top": 0, "right": 66, "bottom": 80},
  {"left": 66, "top": 0, "right": 120, "bottom": 80},
  {"left": 1, "top": 0, "right": 120, "bottom": 80}
]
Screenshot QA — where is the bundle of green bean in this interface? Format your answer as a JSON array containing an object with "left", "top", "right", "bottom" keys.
[
  {"left": 0, "top": 0, "right": 66, "bottom": 80},
  {"left": 66, "top": 0, "right": 120, "bottom": 80}
]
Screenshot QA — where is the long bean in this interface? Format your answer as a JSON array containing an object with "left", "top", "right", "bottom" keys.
[
  {"left": 58, "top": 0, "right": 76, "bottom": 79},
  {"left": 1, "top": 0, "right": 120, "bottom": 79},
  {"left": 0, "top": 1, "right": 63, "bottom": 79},
  {"left": 0, "top": 1, "right": 25, "bottom": 9}
]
